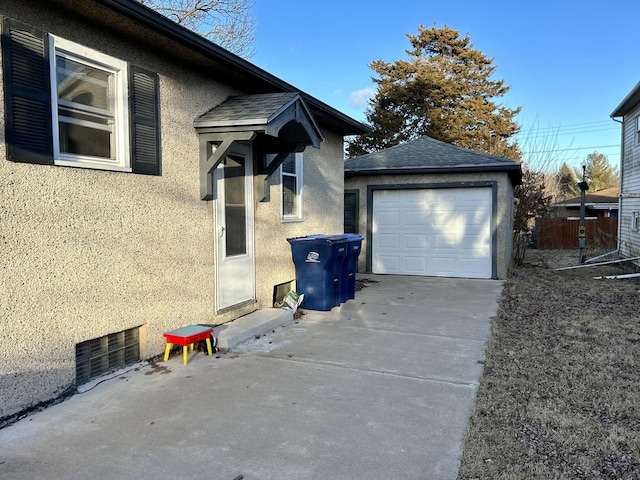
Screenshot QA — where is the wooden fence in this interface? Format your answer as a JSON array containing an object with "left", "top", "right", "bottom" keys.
[{"left": 534, "top": 217, "right": 618, "bottom": 250}]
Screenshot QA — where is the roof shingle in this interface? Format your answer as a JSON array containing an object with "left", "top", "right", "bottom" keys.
[{"left": 344, "top": 136, "right": 522, "bottom": 185}]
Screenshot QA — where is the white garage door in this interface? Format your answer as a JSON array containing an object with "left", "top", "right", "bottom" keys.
[{"left": 372, "top": 188, "right": 492, "bottom": 278}]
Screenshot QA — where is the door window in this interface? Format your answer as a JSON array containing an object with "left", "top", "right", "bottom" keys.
[{"left": 223, "top": 155, "right": 247, "bottom": 256}]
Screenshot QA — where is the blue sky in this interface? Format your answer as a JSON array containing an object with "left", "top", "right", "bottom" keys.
[{"left": 251, "top": 0, "right": 640, "bottom": 171}]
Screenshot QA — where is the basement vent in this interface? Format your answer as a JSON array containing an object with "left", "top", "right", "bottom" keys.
[
  {"left": 76, "top": 327, "right": 140, "bottom": 385},
  {"left": 273, "top": 279, "right": 294, "bottom": 305}
]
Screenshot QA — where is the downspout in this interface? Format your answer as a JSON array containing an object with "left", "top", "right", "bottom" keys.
[{"left": 612, "top": 116, "right": 623, "bottom": 254}]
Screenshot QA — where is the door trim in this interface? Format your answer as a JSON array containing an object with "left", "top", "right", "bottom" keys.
[{"left": 214, "top": 143, "right": 256, "bottom": 312}]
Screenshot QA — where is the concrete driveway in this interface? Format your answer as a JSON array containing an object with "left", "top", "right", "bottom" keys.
[{"left": 0, "top": 275, "right": 502, "bottom": 480}]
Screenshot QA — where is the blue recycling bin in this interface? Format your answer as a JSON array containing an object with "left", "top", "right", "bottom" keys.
[
  {"left": 340, "top": 234, "right": 364, "bottom": 303},
  {"left": 287, "top": 235, "right": 348, "bottom": 311}
]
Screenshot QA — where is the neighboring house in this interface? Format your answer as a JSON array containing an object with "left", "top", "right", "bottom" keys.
[
  {"left": 0, "top": 0, "right": 368, "bottom": 420},
  {"left": 344, "top": 136, "right": 522, "bottom": 280},
  {"left": 611, "top": 81, "right": 640, "bottom": 258},
  {"left": 550, "top": 186, "right": 619, "bottom": 218}
]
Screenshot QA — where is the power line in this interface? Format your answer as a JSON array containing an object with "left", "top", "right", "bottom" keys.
[
  {"left": 522, "top": 144, "right": 619, "bottom": 155},
  {"left": 517, "top": 120, "right": 616, "bottom": 135}
]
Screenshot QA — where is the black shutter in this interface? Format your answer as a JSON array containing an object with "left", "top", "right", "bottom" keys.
[
  {"left": 129, "top": 66, "right": 161, "bottom": 175},
  {"left": 344, "top": 190, "right": 359, "bottom": 234},
  {"left": 1, "top": 17, "right": 53, "bottom": 164}
]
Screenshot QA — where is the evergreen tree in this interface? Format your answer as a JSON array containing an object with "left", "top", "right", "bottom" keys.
[
  {"left": 347, "top": 24, "right": 521, "bottom": 160},
  {"left": 556, "top": 162, "right": 580, "bottom": 199},
  {"left": 576, "top": 152, "right": 618, "bottom": 192}
]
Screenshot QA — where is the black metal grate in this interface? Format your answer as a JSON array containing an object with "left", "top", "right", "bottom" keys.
[{"left": 76, "top": 327, "right": 140, "bottom": 385}]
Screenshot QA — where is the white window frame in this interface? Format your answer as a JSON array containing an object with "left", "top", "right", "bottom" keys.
[
  {"left": 280, "top": 152, "right": 304, "bottom": 222},
  {"left": 632, "top": 211, "right": 640, "bottom": 232},
  {"left": 48, "top": 35, "right": 131, "bottom": 172}
]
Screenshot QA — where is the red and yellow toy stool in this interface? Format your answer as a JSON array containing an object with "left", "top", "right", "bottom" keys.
[{"left": 163, "top": 325, "right": 214, "bottom": 365}]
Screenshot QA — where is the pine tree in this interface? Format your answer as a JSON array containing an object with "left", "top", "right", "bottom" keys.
[
  {"left": 347, "top": 24, "right": 521, "bottom": 160},
  {"left": 576, "top": 152, "right": 618, "bottom": 192},
  {"left": 556, "top": 162, "right": 580, "bottom": 199}
]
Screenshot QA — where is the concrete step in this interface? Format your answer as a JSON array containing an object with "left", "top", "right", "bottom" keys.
[{"left": 214, "top": 308, "right": 294, "bottom": 351}]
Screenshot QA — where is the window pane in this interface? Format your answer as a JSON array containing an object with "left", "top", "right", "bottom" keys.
[
  {"left": 224, "top": 156, "right": 247, "bottom": 256},
  {"left": 282, "top": 175, "right": 297, "bottom": 216},
  {"left": 59, "top": 119, "right": 112, "bottom": 158},
  {"left": 281, "top": 153, "right": 296, "bottom": 174},
  {"left": 56, "top": 57, "right": 111, "bottom": 111}
]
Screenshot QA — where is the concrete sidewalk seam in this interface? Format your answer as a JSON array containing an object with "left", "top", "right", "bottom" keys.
[
  {"left": 335, "top": 324, "right": 490, "bottom": 342},
  {"left": 254, "top": 354, "right": 482, "bottom": 387}
]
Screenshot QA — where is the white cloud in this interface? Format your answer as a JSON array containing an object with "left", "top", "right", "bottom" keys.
[{"left": 348, "top": 87, "right": 375, "bottom": 107}]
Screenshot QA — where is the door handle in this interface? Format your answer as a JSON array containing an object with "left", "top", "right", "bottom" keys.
[{"left": 219, "top": 225, "right": 225, "bottom": 238}]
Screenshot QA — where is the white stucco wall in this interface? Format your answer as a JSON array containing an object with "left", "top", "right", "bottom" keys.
[
  {"left": 0, "top": 2, "right": 346, "bottom": 419},
  {"left": 344, "top": 172, "right": 515, "bottom": 280}
]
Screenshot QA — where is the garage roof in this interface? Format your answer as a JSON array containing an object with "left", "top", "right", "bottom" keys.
[{"left": 344, "top": 136, "right": 522, "bottom": 185}]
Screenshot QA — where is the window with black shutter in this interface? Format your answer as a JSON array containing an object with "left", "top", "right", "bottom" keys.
[{"left": 1, "top": 17, "right": 161, "bottom": 175}]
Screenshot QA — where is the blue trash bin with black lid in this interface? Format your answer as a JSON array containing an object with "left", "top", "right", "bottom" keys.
[
  {"left": 287, "top": 235, "right": 348, "bottom": 311},
  {"left": 340, "top": 234, "right": 364, "bottom": 303}
]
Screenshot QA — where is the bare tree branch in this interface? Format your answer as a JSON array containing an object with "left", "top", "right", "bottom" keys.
[{"left": 138, "top": 0, "right": 256, "bottom": 58}]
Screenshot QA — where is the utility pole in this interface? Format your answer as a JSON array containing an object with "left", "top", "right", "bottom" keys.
[{"left": 578, "top": 165, "right": 589, "bottom": 263}]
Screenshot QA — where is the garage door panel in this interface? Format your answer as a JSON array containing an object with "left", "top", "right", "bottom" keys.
[
  {"left": 460, "top": 233, "right": 490, "bottom": 251},
  {"left": 376, "top": 190, "right": 401, "bottom": 206},
  {"left": 375, "top": 255, "right": 400, "bottom": 273},
  {"left": 404, "top": 256, "right": 427, "bottom": 274},
  {"left": 436, "top": 190, "right": 457, "bottom": 202},
  {"left": 459, "top": 190, "right": 488, "bottom": 203},
  {"left": 405, "top": 211, "right": 427, "bottom": 227},
  {"left": 430, "top": 255, "right": 456, "bottom": 276},
  {"left": 405, "top": 190, "right": 429, "bottom": 205},
  {"left": 378, "top": 233, "right": 400, "bottom": 248},
  {"left": 405, "top": 234, "right": 427, "bottom": 249},
  {"left": 432, "top": 214, "right": 458, "bottom": 230},
  {"left": 378, "top": 211, "right": 399, "bottom": 228},
  {"left": 373, "top": 188, "right": 492, "bottom": 278},
  {"left": 457, "top": 258, "right": 491, "bottom": 279}
]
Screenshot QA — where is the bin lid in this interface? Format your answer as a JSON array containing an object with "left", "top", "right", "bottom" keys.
[
  {"left": 287, "top": 235, "right": 348, "bottom": 245},
  {"left": 343, "top": 234, "right": 364, "bottom": 242}
]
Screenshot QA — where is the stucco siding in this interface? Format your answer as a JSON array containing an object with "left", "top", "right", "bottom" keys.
[
  {"left": 1, "top": 1, "right": 347, "bottom": 419},
  {"left": 344, "top": 172, "right": 514, "bottom": 279},
  {"left": 254, "top": 131, "right": 345, "bottom": 307}
]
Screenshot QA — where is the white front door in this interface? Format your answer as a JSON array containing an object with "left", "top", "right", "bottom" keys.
[{"left": 214, "top": 143, "right": 256, "bottom": 311}]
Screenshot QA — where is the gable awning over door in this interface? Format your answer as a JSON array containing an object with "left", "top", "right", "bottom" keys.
[{"left": 194, "top": 92, "right": 323, "bottom": 200}]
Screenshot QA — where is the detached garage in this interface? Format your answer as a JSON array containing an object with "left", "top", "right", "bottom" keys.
[{"left": 344, "top": 136, "right": 522, "bottom": 280}]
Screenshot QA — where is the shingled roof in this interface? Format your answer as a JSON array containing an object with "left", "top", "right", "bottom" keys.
[
  {"left": 553, "top": 186, "right": 619, "bottom": 206},
  {"left": 195, "top": 93, "right": 300, "bottom": 126},
  {"left": 344, "top": 136, "right": 522, "bottom": 185}
]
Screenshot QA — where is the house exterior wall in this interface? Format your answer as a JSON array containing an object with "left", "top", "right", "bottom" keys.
[
  {"left": 344, "top": 172, "right": 515, "bottom": 279},
  {"left": 255, "top": 130, "right": 345, "bottom": 306},
  {"left": 0, "top": 1, "right": 345, "bottom": 419},
  {"left": 618, "top": 101, "right": 640, "bottom": 258}
]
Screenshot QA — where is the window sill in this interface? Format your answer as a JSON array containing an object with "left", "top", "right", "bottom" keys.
[
  {"left": 281, "top": 216, "right": 304, "bottom": 223},
  {"left": 55, "top": 159, "right": 132, "bottom": 173}
]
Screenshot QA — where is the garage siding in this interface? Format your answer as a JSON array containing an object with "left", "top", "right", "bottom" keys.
[{"left": 372, "top": 187, "right": 493, "bottom": 279}]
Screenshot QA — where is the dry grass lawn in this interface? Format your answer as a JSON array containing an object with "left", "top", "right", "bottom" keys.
[{"left": 458, "top": 249, "right": 640, "bottom": 480}]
